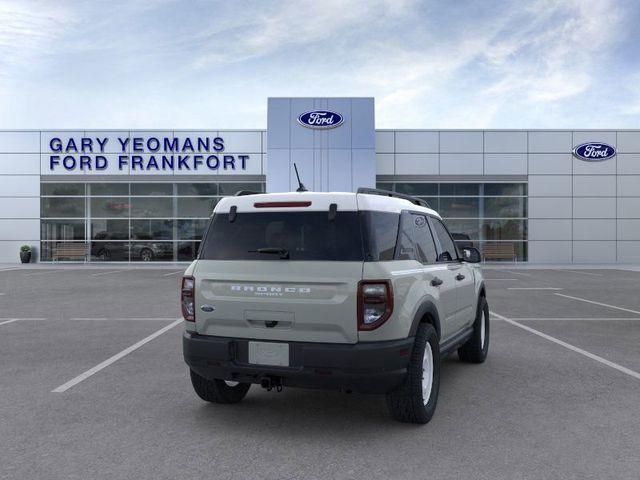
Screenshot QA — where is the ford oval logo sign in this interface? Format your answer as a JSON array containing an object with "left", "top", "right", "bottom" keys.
[
  {"left": 572, "top": 142, "right": 616, "bottom": 162},
  {"left": 297, "top": 110, "right": 344, "bottom": 129}
]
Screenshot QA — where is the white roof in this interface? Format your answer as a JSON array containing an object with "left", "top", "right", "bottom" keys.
[{"left": 214, "top": 191, "right": 441, "bottom": 218}]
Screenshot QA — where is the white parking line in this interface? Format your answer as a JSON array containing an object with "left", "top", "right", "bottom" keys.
[
  {"left": 509, "top": 317, "right": 640, "bottom": 321},
  {"left": 162, "top": 270, "right": 184, "bottom": 277},
  {"left": 69, "top": 317, "right": 178, "bottom": 321},
  {"left": 0, "top": 292, "right": 5, "bottom": 295},
  {"left": 0, "top": 318, "right": 47, "bottom": 323},
  {"left": 0, "top": 267, "right": 21, "bottom": 272},
  {"left": 485, "top": 278, "right": 519, "bottom": 281},
  {"left": 556, "top": 269, "right": 603, "bottom": 277},
  {"left": 51, "top": 318, "right": 182, "bottom": 393},
  {"left": 508, "top": 287, "right": 563, "bottom": 290},
  {"left": 505, "top": 270, "right": 533, "bottom": 277},
  {"left": 23, "top": 270, "right": 58, "bottom": 276},
  {"left": 554, "top": 293, "right": 640, "bottom": 316},
  {"left": 91, "top": 270, "right": 125, "bottom": 277},
  {"left": 491, "top": 311, "right": 640, "bottom": 381}
]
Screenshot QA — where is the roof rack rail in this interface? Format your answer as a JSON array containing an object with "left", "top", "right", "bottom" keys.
[
  {"left": 357, "top": 187, "right": 431, "bottom": 209},
  {"left": 234, "top": 190, "right": 261, "bottom": 196}
]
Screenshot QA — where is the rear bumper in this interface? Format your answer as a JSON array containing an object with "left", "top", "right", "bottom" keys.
[{"left": 183, "top": 331, "right": 414, "bottom": 394}]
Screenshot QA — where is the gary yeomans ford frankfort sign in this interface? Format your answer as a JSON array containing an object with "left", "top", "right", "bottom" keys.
[{"left": 46, "top": 135, "right": 251, "bottom": 173}]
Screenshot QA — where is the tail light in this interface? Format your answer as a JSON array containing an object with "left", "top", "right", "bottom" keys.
[
  {"left": 181, "top": 276, "right": 195, "bottom": 321},
  {"left": 358, "top": 280, "right": 393, "bottom": 330}
]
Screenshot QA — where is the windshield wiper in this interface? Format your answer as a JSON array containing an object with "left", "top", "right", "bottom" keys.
[{"left": 248, "top": 247, "right": 290, "bottom": 259}]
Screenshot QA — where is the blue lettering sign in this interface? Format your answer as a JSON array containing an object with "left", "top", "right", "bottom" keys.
[
  {"left": 50, "top": 138, "right": 62, "bottom": 152},
  {"left": 45, "top": 136, "right": 247, "bottom": 173}
]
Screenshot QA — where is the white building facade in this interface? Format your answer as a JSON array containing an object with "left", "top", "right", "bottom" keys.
[{"left": 0, "top": 97, "right": 639, "bottom": 264}]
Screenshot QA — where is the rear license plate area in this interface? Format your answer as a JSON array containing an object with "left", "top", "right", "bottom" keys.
[{"left": 248, "top": 341, "right": 290, "bottom": 367}]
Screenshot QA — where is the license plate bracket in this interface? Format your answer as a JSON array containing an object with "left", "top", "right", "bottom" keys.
[{"left": 248, "top": 341, "right": 290, "bottom": 367}]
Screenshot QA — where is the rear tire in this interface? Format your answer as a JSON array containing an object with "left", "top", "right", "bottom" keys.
[
  {"left": 458, "top": 296, "right": 489, "bottom": 363},
  {"left": 190, "top": 369, "right": 251, "bottom": 404},
  {"left": 386, "top": 323, "right": 440, "bottom": 424}
]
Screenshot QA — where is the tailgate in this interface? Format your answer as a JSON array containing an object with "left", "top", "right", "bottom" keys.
[{"left": 193, "top": 260, "right": 362, "bottom": 344}]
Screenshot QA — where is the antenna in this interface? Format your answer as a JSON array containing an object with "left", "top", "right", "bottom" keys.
[{"left": 293, "top": 163, "right": 308, "bottom": 192}]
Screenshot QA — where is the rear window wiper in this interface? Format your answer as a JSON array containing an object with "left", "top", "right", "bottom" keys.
[{"left": 248, "top": 247, "right": 290, "bottom": 259}]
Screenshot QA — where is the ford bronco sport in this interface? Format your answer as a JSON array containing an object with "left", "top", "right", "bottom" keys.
[{"left": 182, "top": 188, "right": 488, "bottom": 424}]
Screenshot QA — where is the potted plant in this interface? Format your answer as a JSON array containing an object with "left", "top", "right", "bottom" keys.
[{"left": 20, "top": 245, "right": 32, "bottom": 264}]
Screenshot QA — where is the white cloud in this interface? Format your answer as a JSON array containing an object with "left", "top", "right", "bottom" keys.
[
  {"left": 0, "top": 0, "right": 636, "bottom": 128},
  {"left": 192, "top": 0, "right": 417, "bottom": 67},
  {"left": 0, "top": 1, "right": 74, "bottom": 69}
]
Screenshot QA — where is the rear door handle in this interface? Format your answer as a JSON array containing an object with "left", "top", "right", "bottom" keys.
[
  {"left": 455, "top": 274, "right": 465, "bottom": 281},
  {"left": 431, "top": 277, "right": 443, "bottom": 287}
]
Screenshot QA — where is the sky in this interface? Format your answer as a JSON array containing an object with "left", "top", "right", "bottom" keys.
[{"left": 0, "top": 0, "right": 639, "bottom": 129}]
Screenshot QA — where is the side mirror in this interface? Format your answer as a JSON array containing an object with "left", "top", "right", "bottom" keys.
[{"left": 461, "top": 247, "right": 481, "bottom": 263}]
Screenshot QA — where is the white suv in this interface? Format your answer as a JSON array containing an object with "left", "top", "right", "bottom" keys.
[{"left": 182, "top": 188, "right": 489, "bottom": 424}]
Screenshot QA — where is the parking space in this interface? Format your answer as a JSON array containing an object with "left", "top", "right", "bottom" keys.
[{"left": 1, "top": 266, "right": 639, "bottom": 479}]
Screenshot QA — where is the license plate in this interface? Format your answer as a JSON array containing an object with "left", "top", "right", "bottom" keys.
[
  {"left": 248, "top": 341, "right": 289, "bottom": 367},
  {"left": 249, "top": 342, "right": 289, "bottom": 367}
]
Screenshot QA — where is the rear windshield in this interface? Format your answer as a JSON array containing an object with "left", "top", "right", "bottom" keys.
[{"left": 199, "top": 211, "right": 400, "bottom": 262}]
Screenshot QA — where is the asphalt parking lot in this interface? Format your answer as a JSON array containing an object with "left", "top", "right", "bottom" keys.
[{"left": 1, "top": 265, "right": 639, "bottom": 479}]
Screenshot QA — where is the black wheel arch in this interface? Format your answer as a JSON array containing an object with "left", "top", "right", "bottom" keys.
[
  {"left": 478, "top": 280, "right": 486, "bottom": 299},
  {"left": 409, "top": 300, "right": 442, "bottom": 340}
]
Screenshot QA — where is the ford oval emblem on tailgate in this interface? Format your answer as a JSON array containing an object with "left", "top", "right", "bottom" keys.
[
  {"left": 200, "top": 305, "right": 215, "bottom": 312},
  {"left": 297, "top": 110, "right": 344, "bottom": 129}
]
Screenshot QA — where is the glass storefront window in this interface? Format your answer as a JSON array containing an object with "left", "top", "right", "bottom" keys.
[
  {"left": 178, "top": 241, "right": 201, "bottom": 260},
  {"left": 40, "top": 180, "right": 264, "bottom": 262},
  {"left": 90, "top": 183, "right": 129, "bottom": 196},
  {"left": 91, "top": 197, "right": 130, "bottom": 218},
  {"left": 484, "top": 183, "right": 527, "bottom": 196},
  {"left": 177, "top": 219, "right": 209, "bottom": 240},
  {"left": 41, "top": 198, "right": 85, "bottom": 217},
  {"left": 177, "top": 197, "right": 217, "bottom": 217},
  {"left": 395, "top": 183, "right": 438, "bottom": 196},
  {"left": 443, "top": 219, "right": 480, "bottom": 240},
  {"left": 218, "top": 182, "right": 263, "bottom": 195},
  {"left": 484, "top": 197, "right": 527, "bottom": 218},
  {"left": 482, "top": 219, "right": 527, "bottom": 240},
  {"left": 41, "top": 183, "right": 84, "bottom": 196},
  {"left": 130, "top": 197, "right": 172, "bottom": 217},
  {"left": 440, "top": 183, "right": 480, "bottom": 196},
  {"left": 177, "top": 183, "right": 218, "bottom": 196},
  {"left": 439, "top": 197, "right": 479, "bottom": 218},
  {"left": 91, "top": 219, "right": 129, "bottom": 240},
  {"left": 477, "top": 241, "right": 527, "bottom": 262},
  {"left": 91, "top": 241, "right": 130, "bottom": 261},
  {"left": 130, "top": 242, "right": 174, "bottom": 261},
  {"left": 131, "top": 220, "right": 173, "bottom": 240},
  {"left": 131, "top": 183, "right": 173, "bottom": 196},
  {"left": 41, "top": 220, "right": 85, "bottom": 241}
]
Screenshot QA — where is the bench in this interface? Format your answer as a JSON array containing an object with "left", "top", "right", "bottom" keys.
[
  {"left": 52, "top": 243, "right": 89, "bottom": 262},
  {"left": 482, "top": 242, "right": 516, "bottom": 262}
]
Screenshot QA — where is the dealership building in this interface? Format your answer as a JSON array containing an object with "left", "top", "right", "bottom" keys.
[{"left": 1, "top": 97, "right": 639, "bottom": 264}]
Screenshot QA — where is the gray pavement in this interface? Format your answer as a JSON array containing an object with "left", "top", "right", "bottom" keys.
[{"left": 1, "top": 266, "right": 639, "bottom": 479}]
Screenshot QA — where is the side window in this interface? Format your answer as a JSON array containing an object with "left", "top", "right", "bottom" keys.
[
  {"left": 395, "top": 212, "right": 417, "bottom": 261},
  {"left": 394, "top": 212, "right": 437, "bottom": 263},
  {"left": 362, "top": 211, "right": 399, "bottom": 261},
  {"left": 431, "top": 218, "right": 458, "bottom": 262},
  {"left": 412, "top": 214, "right": 438, "bottom": 264}
]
